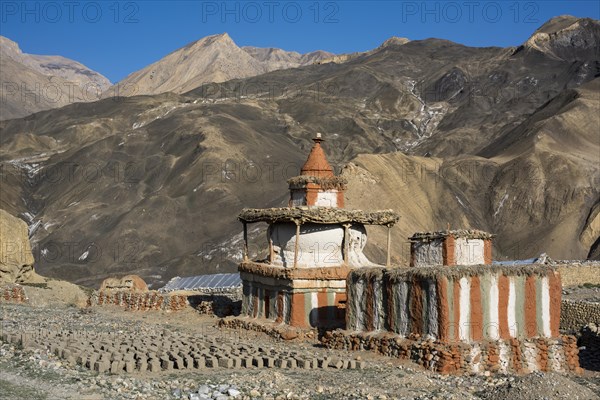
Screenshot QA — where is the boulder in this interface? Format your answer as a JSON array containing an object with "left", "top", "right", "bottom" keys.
[
  {"left": 99, "top": 275, "right": 148, "bottom": 291},
  {"left": 0, "top": 209, "right": 39, "bottom": 283}
]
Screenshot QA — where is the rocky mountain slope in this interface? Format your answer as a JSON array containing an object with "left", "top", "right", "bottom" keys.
[
  {"left": 0, "top": 36, "right": 111, "bottom": 120},
  {"left": 0, "top": 16, "right": 598, "bottom": 287},
  {"left": 111, "top": 33, "right": 334, "bottom": 96},
  {"left": 343, "top": 78, "right": 600, "bottom": 263}
]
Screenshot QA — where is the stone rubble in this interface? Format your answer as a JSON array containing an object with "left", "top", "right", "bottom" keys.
[{"left": 1, "top": 304, "right": 599, "bottom": 400}]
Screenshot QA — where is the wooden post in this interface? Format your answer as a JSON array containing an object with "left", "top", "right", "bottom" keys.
[
  {"left": 343, "top": 223, "right": 351, "bottom": 265},
  {"left": 243, "top": 221, "right": 249, "bottom": 262},
  {"left": 386, "top": 225, "right": 392, "bottom": 267},
  {"left": 293, "top": 220, "right": 301, "bottom": 268},
  {"left": 268, "top": 224, "right": 274, "bottom": 263}
]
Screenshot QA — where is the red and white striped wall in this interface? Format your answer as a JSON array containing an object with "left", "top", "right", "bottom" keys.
[{"left": 346, "top": 267, "right": 561, "bottom": 342}]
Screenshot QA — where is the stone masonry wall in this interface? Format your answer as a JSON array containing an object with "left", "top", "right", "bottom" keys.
[
  {"left": 88, "top": 291, "right": 188, "bottom": 312},
  {"left": 556, "top": 262, "right": 600, "bottom": 286},
  {"left": 322, "top": 330, "right": 581, "bottom": 375},
  {"left": 560, "top": 299, "right": 600, "bottom": 332}
]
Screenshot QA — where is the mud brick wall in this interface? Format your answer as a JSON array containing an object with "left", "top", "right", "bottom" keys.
[
  {"left": 346, "top": 265, "right": 561, "bottom": 342},
  {"left": 88, "top": 291, "right": 189, "bottom": 312},
  {"left": 189, "top": 295, "right": 241, "bottom": 317},
  {"left": 322, "top": 330, "right": 580, "bottom": 375},
  {"left": 556, "top": 262, "right": 600, "bottom": 286},
  {"left": 0, "top": 284, "right": 27, "bottom": 303},
  {"left": 219, "top": 317, "right": 317, "bottom": 341},
  {"left": 560, "top": 299, "right": 600, "bottom": 332}
]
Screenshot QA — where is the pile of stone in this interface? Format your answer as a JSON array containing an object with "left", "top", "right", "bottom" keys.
[
  {"left": 88, "top": 290, "right": 189, "bottom": 312},
  {"left": 1, "top": 326, "right": 361, "bottom": 374},
  {"left": 191, "top": 297, "right": 241, "bottom": 317},
  {"left": 0, "top": 283, "right": 27, "bottom": 303},
  {"left": 219, "top": 317, "right": 316, "bottom": 341}
]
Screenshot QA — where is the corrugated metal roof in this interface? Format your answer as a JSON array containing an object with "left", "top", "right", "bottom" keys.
[
  {"left": 492, "top": 257, "right": 539, "bottom": 266},
  {"left": 159, "top": 273, "right": 241, "bottom": 292}
]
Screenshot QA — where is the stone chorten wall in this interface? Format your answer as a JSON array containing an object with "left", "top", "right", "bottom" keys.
[
  {"left": 345, "top": 265, "right": 561, "bottom": 342},
  {"left": 332, "top": 263, "right": 580, "bottom": 374}
]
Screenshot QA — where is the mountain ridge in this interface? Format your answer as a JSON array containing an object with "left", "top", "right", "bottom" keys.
[
  {"left": 110, "top": 33, "right": 335, "bottom": 97},
  {"left": 0, "top": 36, "right": 112, "bottom": 120}
]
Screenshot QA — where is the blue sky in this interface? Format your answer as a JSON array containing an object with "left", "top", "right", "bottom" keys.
[{"left": 1, "top": 1, "right": 598, "bottom": 83}]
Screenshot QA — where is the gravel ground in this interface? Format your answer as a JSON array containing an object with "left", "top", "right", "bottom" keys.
[
  {"left": 563, "top": 286, "right": 600, "bottom": 303},
  {"left": 1, "top": 304, "right": 598, "bottom": 400}
]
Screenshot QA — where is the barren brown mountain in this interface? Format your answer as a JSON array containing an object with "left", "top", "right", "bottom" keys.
[
  {"left": 111, "top": 33, "right": 334, "bottom": 97},
  {"left": 0, "top": 36, "right": 111, "bottom": 120},
  {"left": 0, "top": 16, "right": 598, "bottom": 288}
]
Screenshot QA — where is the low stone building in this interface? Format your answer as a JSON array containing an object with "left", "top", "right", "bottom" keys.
[{"left": 237, "top": 134, "right": 399, "bottom": 329}]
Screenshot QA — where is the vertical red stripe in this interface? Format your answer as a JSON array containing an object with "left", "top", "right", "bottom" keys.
[
  {"left": 498, "top": 275, "right": 510, "bottom": 339},
  {"left": 365, "top": 280, "right": 374, "bottom": 331},
  {"left": 410, "top": 279, "right": 424, "bottom": 335},
  {"left": 445, "top": 236, "right": 456, "bottom": 266},
  {"left": 275, "top": 292, "right": 283, "bottom": 323},
  {"left": 484, "top": 239, "right": 493, "bottom": 265},
  {"left": 317, "top": 290, "right": 328, "bottom": 325},
  {"left": 470, "top": 276, "right": 483, "bottom": 341},
  {"left": 289, "top": 292, "right": 307, "bottom": 328}
]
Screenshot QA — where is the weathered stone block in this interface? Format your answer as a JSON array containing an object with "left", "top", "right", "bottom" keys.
[
  {"left": 94, "top": 360, "right": 110, "bottom": 373},
  {"left": 148, "top": 359, "right": 161, "bottom": 372},
  {"left": 218, "top": 358, "right": 233, "bottom": 368}
]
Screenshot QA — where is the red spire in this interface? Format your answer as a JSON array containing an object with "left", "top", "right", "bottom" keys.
[{"left": 300, "top": 133, "right": 334, "bottom": 178}]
